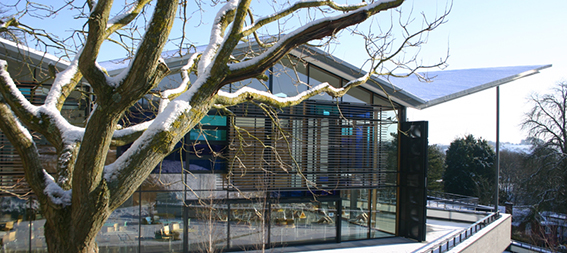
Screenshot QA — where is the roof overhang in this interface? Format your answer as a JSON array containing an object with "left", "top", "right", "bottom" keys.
[
  {"left": 387, "top": 64, "right": 552, "bottom": 109},
  {"left": 289, "top": 46, "right": 426, "bottom": 108},
  {"left": 0, "top": 37, "right": 71, "bottom": 72},
  {"left": 3, "top": 37, "right": 550, "bottom": 110}
]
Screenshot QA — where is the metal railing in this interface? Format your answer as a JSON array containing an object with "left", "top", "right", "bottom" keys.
[
  {"left": 509, "top": 241, "right": 555, "bottom": 253},
  {"left": 417, "top": 212, "right": 501, "bottom": 253},
  {"left": 427, "top": 191, "right": 480, "bottom": 211}
]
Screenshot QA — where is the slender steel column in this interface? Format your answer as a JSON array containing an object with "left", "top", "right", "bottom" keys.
[{"left": 495, "top": 86, "right": 500, "bottom": 212}]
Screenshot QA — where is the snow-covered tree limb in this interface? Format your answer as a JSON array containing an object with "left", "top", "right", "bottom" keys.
[
  {"left": 44, "top": 54, "right": 84, "bottom": 111},
  {"left": 0, "top": 95, "right": 48, "bottom": 201},
  {"left": 110, "top": 120, "right": 153, "bottom": 146},
  {"left": 105, "top": 0, "right": 153, "bottom": 36},
  {"left": 214, "top": 73, "right": 371, "bottom": 108},
  {"left": 159, "top": 53, "right": 200, "bottom": 112},
  {"left": 196, "top": 0, "right": 239, "bottom": 76},
  {"left": 0, "top": 60, "right": 40, "bottom": 123}
]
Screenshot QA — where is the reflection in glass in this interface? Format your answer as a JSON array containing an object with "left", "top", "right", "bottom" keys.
[
  {"left": 228, "top": 202, "right": 267, "bottom": 249},
  {"left": 341, "top": 189, "right": 370, "bottom": 241},
  {"left": 97, "top": 196, "right": 140, "bottom": 253},
  {"left": 270, "top": 201, "right": 336, "bottom": 246},
  {"left": 186, "top": 201, "right": 228, "bottom": 252},
  {"left": 373, "top": 188, "right": 397, "bottom": 235},
  {"left": 139, "top": 192, "right": 184, "bottom": 253},
  {"left": 189, "top": 129, "right": 227, "bottom": 141},
  {"left": 0, "top": 197, "right": 31, "bottom": 251}
]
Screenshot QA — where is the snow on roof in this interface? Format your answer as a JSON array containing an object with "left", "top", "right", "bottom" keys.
[
  {"left": 0, "top": 37, "right": 71, "bottom": 70},
  {"left": 97, "top": 45, "right": 209, "bottom": 74},
  {"left": 387, "top": 65, "right": 552, "bottom": 109},
  {"left": 290, "top": 46, "right": 551, "bottom": 109},
  {"left": 1, "top": 37, "right": 551, "bottom": 110}
]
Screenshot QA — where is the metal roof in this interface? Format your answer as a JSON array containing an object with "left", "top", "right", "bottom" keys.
[
  {"left": 0, "top": 38, "right": 551, "bottom": 110},
  {"left": 387, "top": 65, "right": 552, "bottom": 109},
  {"left": 291, "top": 46, "right": 551, "bottom": 109}
]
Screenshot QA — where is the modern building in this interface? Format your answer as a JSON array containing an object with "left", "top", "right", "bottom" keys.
[{"left": 0, "top": 37, "right": 550, "bottom": 252}]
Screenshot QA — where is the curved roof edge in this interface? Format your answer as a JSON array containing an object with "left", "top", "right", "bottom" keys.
[
  {"left": 0, "top": 37, "right": 71, "bottom": 71},
  {"left": 290, "top": 46, "right": 551, "bottom": 109},
  {"left": 412, "top": 64, "right": 552, "bottom": 109},
  {"left": 3, "top": 37, "right": 550, "bottom": 110}
]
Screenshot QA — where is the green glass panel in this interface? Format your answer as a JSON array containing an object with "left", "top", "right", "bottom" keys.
[
  {"left": 190, "top": 129, "right": 227, "bottom": 141},
  {"left": 200, "top": 115, "right": 227, "bottom": 126}
]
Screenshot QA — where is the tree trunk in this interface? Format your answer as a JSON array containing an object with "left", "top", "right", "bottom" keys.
[{"left": 42, "top": 204, "right": 109, "bottom": 253}]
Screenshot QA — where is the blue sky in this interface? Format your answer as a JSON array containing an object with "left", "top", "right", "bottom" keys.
[
  {"left": 332, "top": 0, "right": 567, "bottom": 144},
  {"left": 12, "top": 0, "right": 567, "bottom": 144}
]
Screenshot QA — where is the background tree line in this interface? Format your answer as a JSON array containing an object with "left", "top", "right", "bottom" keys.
[
  {"left": 423, "top": 81, "right": 567, "bottom": 250},
  {"left": 423, "top": 82, "right": 567, "bottom": 214}
]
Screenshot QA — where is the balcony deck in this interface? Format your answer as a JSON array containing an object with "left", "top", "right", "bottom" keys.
[{"left": 236, "top": 213, "right": 511, "bottom": 253}]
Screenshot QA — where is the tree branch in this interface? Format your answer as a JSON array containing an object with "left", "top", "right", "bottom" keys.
[
  {"left": 159, "top": 53, "right": 200, "bottom": 111},
  {"left": 44, "top": 54, "right": 84, "bottom": 111},
  {"left": 111, "top": 120, "right": 153, "bottom": 146},
  {"left": 196, "top": 0, "right": 239, "bottom": 76},
  {"left": 0, "top": 95, "right": 48, "bottom": 201},
  {"left": 225, "top": 0, "right": 404, "bottom": 85},
  {"left": 214, "top": 73, "right": 371, "bottom": 108},
  {"left": 79, "top": 0, "right": 114, "bottom": 93},
  {"left": 242, "top": 0, "right": 369, "bottom": 37},
  {"left": 118, "top": 0, "right": 177, "bottom": 100},
  {"left": 104, "top": 0, "right": 153, "bottom": 37},
  {"left": 0, "top": 60, "right": 40, "bottom": 123}
]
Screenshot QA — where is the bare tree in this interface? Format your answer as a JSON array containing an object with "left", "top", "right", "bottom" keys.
[
  {"left": 0, "top": 0, "right": 448, "bottom": 252},
  {"left": 522, "top": 81, "right": 567, "bottom": 211},
  {"left": 523, "top": 82, "right": 567, "bottom": 154}
]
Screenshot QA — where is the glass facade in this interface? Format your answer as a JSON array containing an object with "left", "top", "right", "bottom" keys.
[{"left": 0, "top": 55, "right": 405, "bottom": 252}]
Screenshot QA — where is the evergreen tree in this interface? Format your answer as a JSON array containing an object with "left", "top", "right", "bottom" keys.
[
  {"left": 443, "top": 135, "right": 495, "bottom": 204},
  {"left": 427, "top": 145, "right": 445, "bottom": 192}
]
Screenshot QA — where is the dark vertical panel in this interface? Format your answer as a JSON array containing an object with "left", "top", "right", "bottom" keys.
[{"left": 398, "top": 121, "right": 428, "bottom": 242}]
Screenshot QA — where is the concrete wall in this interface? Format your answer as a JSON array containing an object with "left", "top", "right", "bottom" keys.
[{"left": 448, "top": 213, "right": 512, "bottom": 253}]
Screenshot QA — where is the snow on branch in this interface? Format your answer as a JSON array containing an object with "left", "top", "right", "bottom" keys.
[
  {"left": 43, "top": 170, "right": 72, "bottom": 208},
  {"left": 44, "top": 51, "right": 82, "bottom": 110},
  {"left": 159, "top": 53, "right": 200, "bottom": 112},
  {"left": 104, "top": 90, "right": 195, "bottom": 182},
  {"left": 198, "top": 0, "right": 239, "bottom": 76},
  {"left": 105, "top": 0, "right": 152, "bottom": 33},
  {"left": 0, "top": 58, "right": 84, "bottom": 148},
  {"left": 0, "top": 60, "right": 39, "bottom": 117},
  {"left": 111, "top": 120, "right": 154, "bottom": 146},
  {"left": 215, "top": 73, "right": 371, "bottom": 108}
]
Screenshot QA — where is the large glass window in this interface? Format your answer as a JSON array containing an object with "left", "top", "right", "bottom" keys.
[
  {"left": 371, "top": 188, "right": 397, "bottom": 236},
  {"left": 228, "top": 201, "right": 268, "bottom": 249},
  {"left": 186, "top": 200, "right": 228, "bottom": 252},
  {"left": 340, "top": 189, "right": 396, "bottom": 241},
  {"left": 187, "top": 114, "right": 229, "bottom": 173},
  {"left": 139, "top": 191, "right": 184, "bottom": 253},
  {"left": 0, "top": 197, "right": 33, "bottom": 252},
  {"left": 269, "top": 200, "right": 337, "bottom": 246},
  {"left": 340, "top": 189, "right": 371, "bottom": 241},
  {"left": 97, "top": 196, "right": 140, "bottom": 252}
]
